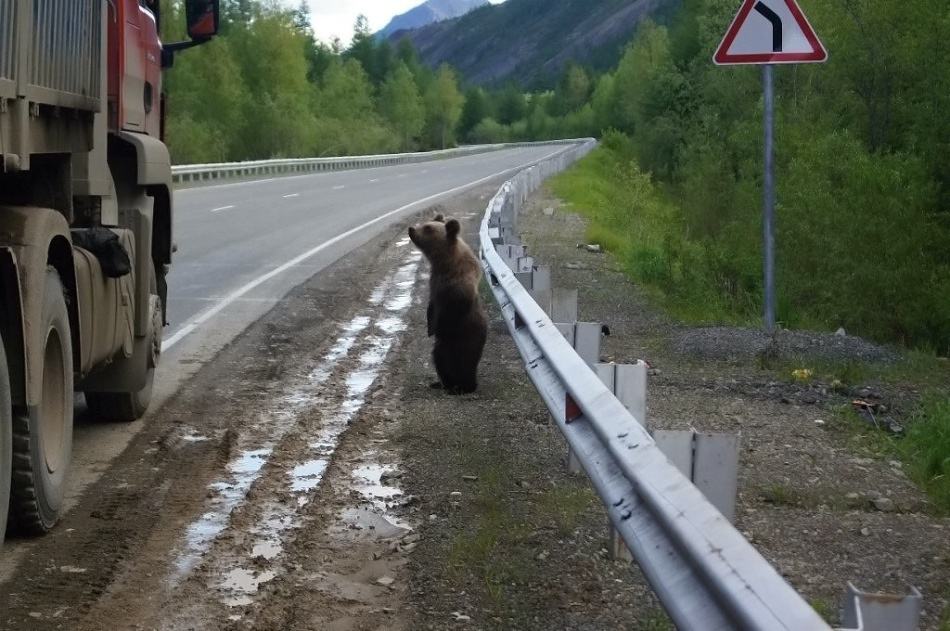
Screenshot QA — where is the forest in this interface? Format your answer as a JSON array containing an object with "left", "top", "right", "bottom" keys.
[{"left": 160, "top": 1, "right": 466, "bottom": 162}]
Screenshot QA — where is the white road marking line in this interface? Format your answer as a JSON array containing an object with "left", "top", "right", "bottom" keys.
[
  {"left": 369, "top": 179, "right": 380, "bottom": 183},
  {"left": 332, "top": 185, "right": 345, "bottom": 190},
  {"left": 283, "top": 193, "right": 300, "bottom": 198},
  {"left": 163, "top": 145, "right": 571, "bottom": 351},
  {"left": 211, "top": 205, "right": 236, "bottom": 213},
  {"left": 181, "top": 178, "right": 276, "bottom": 194}
]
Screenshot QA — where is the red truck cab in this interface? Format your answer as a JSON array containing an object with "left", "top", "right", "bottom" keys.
[{"left": 108, "top": 0, "right": 164, "bottom": 137}]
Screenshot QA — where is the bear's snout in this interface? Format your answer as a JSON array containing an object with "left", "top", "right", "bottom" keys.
[{"left": 408, "top": 226, "right": 417, "bottom": 244}]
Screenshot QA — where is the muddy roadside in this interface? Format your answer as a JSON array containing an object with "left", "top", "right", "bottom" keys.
[{"left": 0, "top": 182, "right": 504, "bottom": 631}]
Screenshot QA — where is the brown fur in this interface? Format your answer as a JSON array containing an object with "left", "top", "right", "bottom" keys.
[{"left": 408, "top": 214, "right": 488, "bottom": 394}]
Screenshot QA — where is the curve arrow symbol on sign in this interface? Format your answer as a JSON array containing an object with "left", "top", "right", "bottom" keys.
[{"left": 753, "top": 1, "right": 783, "bottom": 52}]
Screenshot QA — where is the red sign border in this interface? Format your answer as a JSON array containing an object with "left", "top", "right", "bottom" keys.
[{"left": 714, "top": 0, "right": 828, "bottom": 65}]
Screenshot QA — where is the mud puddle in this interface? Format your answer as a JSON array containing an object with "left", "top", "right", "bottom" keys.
[{"left": 163, "top": 248, "right": 423, "bottom": 619}]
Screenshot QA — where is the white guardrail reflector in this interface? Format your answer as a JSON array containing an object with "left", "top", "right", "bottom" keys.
[{"left": 477, "top": 138, "right": 834, "bottom": 631}]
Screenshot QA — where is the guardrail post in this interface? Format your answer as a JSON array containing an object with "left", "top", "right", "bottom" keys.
[
  {"left": 652, "top": 430, "right": 740, "bottom": 523},
  {"left": 596, "top": 361, "right": 648, "bottom": 562},
  {"left": 532, "top": 288, "right": 575, "bottom": 322},
  {"left": 557, "top": 322, "right": 602, "bottom": 475},
  {"left": 596, "top": 361, "right": 648, "bottom": 429},
  {"left": 841, "top": 584, "right": 922, "bottom": 631}
]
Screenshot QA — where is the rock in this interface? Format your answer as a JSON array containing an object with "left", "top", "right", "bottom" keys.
[
  {"left": 871, "top": 497, "right": 895, "bottom": 513},
  {"left": 449, "top": 491, "right": 462, "bottom": 498},
  {"left": 543, "top": 207, "right": 555, "bottom": 216},
  {"left": 846, "top": 492, "right": 860, "bottom": 500},
  {"left": 585, "top": 244, "right": 603, "bottom": 253},
  {"left": 451, "top": 612, "right": 472, "bottom": 622},
  {"left": 376, "top": 576, "right": 396, "bottom": 587},
  {"left": 537, "top": 550, "right": 550, "bottom": 561},
  {"left": 814, "top": 419, "right": 827, "bottom": 427},
  {"left": 564, "top": 262, "right": 583, "bottom": 270},
  {"left": 860, "top": 527, "right": 871, "bottom": 537},
  {"left": 428, "top": 514, "right": 438, "bottom": 521},
  {"left": 888, "top": 460, "right": 902, "bottom": 469},
  {"left": 884, "top": 418, "right": 905, "bottom": 435},
  {"left": 462, "top": 475, "right": 478, "bottom": 482},
  {"left": 836, "top": 328, "right": 847, "bottom": 337}
]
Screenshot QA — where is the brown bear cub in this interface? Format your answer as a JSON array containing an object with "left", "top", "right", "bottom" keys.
[{"left": 408, "top": 214, "right": 488, "bottom": 394}]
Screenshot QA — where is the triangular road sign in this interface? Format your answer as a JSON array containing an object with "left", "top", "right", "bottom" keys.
[{"left": 714, "top": 0, "right": 827, "bottom": 65}]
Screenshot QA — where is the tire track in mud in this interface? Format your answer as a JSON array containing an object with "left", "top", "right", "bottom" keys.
[
  {"left": 155, "top": 245, "right": 423, "bottom": 627},
  {"left": 0, "top": 220, "right": 429, "bottom": 630}
]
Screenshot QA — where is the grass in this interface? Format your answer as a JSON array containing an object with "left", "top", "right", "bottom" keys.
[
  {"left": 831, "top": 405, "right": 900, "bottom": 461},
  {"left": 641, "top": 609, "right": 675, "bottom": 631},
  {"left": 766, "top": 350, "right": 950, "bottom": 392},
  {"left": 537, "top": 483, "right": 597, "bottom": 537},
  {"left": 829, "top": 399, "right": 950, "bottom": 515},
  {"left": 550, "top": 142, "right": 745, "bottom": 327},
  {"left": 902, "top": 397, "right": 950, "bottom": 513},
  {"left": 550, "top": 140, "right": 950, "bottom": 354},
  {"left": 758, "top": 483, "right": 805, "bottom": 508},
  {"left": 810, "top": 598, "right": 838, "bottom": 625}
]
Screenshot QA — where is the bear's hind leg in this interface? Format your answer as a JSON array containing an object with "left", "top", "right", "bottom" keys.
[{"left": 433, "top": 343, "right": 459, "bottom": 392}]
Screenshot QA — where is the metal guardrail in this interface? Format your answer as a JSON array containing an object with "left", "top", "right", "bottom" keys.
[
  {"left": 170, "top": 140, "right": 582, "bottom": 184},
  {"left": 477, "top": 139, "right": 836, "bottom": 630}
]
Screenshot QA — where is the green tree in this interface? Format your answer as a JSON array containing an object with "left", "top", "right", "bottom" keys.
[
  {"left": 346, "top": 16, "right": 379, "bottom": 82},
  {"left": 458, "top": 87, "right": 490, "bottom": 142},
  {"left": 162, "top": 27, "right": 248, "bottom": 162},
  {"left": 380, "top": 63, "right": 425, "bottom": 150},
  {"left": 230, "top": 7, "right": 316, "bottom": 158},
  {"left": 424, "top": 65, "right": 464, "bottom": 149},
  {"left": 496, "top": 83, "right": 527, "bottom": 125},
  {"left": 557, "top": 63, "right": 592, "bottom": 114}
]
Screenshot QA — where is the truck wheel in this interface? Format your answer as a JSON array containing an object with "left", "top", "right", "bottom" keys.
[
  {"left": 85, "top": 269, "right": 162, "bottom": 422},
  {"left": 10, "top": 267, "right": 74, "bottom": 535},
  {"left": 0, "top": 333, "right": 12, "bottom": 544}
]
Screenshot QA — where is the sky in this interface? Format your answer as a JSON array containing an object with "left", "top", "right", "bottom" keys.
[{"left": 299, "top": 1, "right": 504, "bottom": 46}]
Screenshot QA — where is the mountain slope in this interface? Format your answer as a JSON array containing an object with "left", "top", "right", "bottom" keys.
[
  {"left": 379, "top": 0, "right": 489, "bottom": 39},
  {"left": 388, "top": 0, "right": 679, "bottom": 87}
]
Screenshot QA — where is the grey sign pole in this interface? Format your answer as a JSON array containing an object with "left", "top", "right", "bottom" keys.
[{"left": 762, "top": 64, "right": 776, "bottom": 334}]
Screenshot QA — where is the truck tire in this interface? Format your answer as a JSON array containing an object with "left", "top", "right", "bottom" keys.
[
  {"left": 0, "top": 333, "right": 12, "bottom": 544},
  {"left": 10, "top": 267, "right": 74, "bottom": 535},
  {"left": 85, "top": 269, "right": 162, "bottom": 422}
]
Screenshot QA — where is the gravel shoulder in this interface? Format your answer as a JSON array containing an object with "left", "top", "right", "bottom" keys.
[{"left": 516, "top": 187, "right": 950, "bottom": 629}]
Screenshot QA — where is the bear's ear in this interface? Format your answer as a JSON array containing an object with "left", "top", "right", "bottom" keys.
[
  {"left": 446, "top": 219, "right": 461, "bottom": 240},
  {"left": 434, "top": 214, "right": 445, "bottom": 223}
]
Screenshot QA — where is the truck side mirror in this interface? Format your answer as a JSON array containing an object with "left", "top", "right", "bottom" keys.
[{"left": 186, "top": 0, "right": 219, "bottom": 40}]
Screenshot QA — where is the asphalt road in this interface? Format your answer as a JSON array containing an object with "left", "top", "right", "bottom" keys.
[{"left": 165, "top": 144, "right": 568, "bottom": 349}]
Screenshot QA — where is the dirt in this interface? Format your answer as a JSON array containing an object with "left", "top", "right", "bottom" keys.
[
  {"left": 515, "top": 188, "right": 950, "bottom": 629},
  {"left": 0, "top": 185, "right": 486, "bottom": 630},
  {"left": 1, "top": 175, "right": 946, "bottom": 631}
]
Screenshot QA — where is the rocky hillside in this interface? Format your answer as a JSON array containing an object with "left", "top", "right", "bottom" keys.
[
  {"left": 379, "top": 0, "right": 490, "bottom": 39},
  {"left": 388, "top": 0, "right": 679, "bottom": 87}
]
